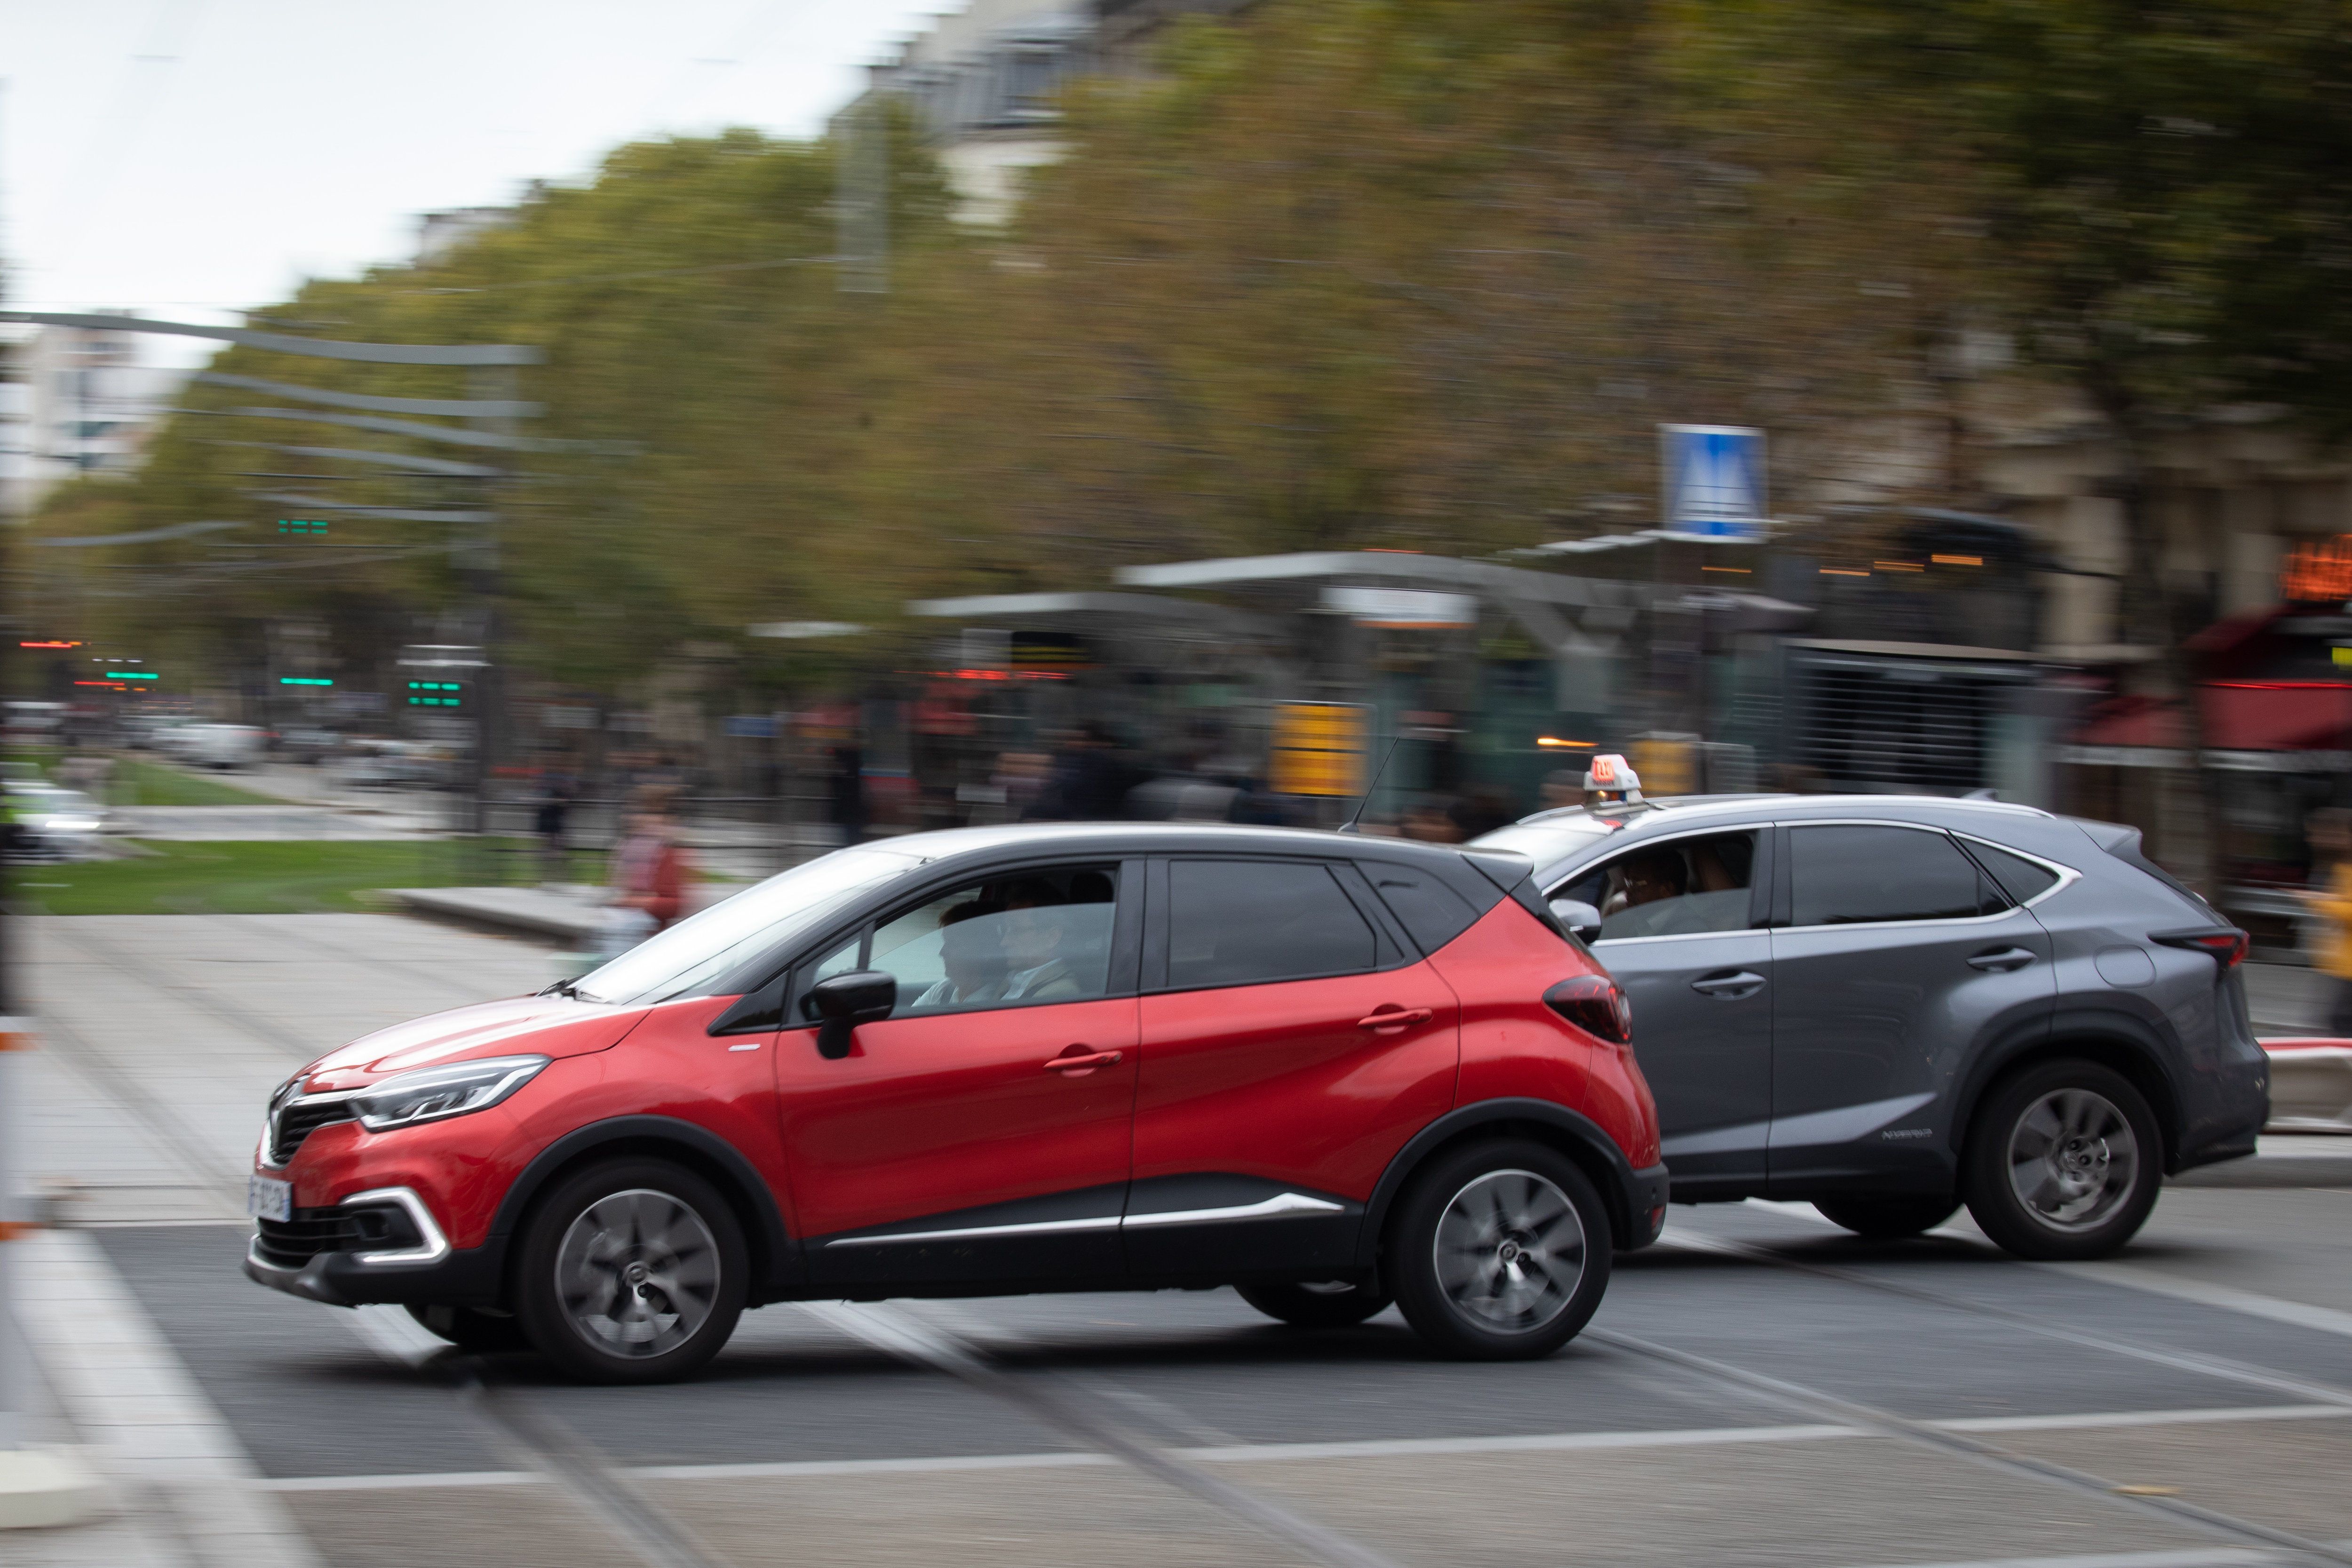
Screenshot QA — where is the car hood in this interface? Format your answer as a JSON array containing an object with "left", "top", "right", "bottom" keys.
[{"left": 296, "top": 995, "right": 643, "bottom": 1090}]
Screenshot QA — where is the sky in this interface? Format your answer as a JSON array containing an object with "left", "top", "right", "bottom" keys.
[{"left": 4, "top": 0, "right": 942, "bottom": 366}]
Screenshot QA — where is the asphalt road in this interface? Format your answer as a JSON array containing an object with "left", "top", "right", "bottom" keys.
[{"left": 18, "top": 915, "right": 2352, "bottom": 1568}]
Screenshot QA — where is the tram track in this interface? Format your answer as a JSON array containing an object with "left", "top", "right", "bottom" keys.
[{"left": 1589, "top": 1324, "right": 2352, "bottom": 1568}]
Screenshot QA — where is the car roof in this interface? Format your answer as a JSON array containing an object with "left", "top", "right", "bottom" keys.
[
  {"left": 1477, "top": 792, "right": 2057, "bottom": 868},
  {"left": 848, "top": 821, "right": 1528, "bottom": 905}
]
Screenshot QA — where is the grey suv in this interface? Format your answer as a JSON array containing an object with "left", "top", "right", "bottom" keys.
[{"left": 1471, "top": 795, "right": 2268, "bottom": 1259}]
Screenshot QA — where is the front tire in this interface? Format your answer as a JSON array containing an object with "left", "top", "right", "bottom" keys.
[
  {"left": 1390, "top": 1140, "right": 1610, "bottom": 1360},
  {"left": 1963, "top": 1061, "right": 2161, "bottom": 1260},
  {"left": 1237, "top": 1280, "right": 1393, "bottom": 1329},
  {"left": 1813, "top": 1195, "right": 1959, "bottom": 1240},
  {"left": 513, "top": 1159, "right": 747, "bottom": 1384}
]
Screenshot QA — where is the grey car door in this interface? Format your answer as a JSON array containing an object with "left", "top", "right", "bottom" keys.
[
  {"left": 1767, "top": 821, "right": 2057, "bottom": 1193},
  {"left": 1548, "top": 827, "right": 1772, "bottom": 1198}
]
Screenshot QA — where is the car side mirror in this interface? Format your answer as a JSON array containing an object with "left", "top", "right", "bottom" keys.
[
  {"left": 1550, "top": 899, "right": 1604, "bottom": 943},
  {"left": 810, "top": 970, "right": 897, "bottom": 1060}
]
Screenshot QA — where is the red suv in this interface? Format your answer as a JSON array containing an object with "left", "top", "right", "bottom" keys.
[{"left": 245, "top": 826, "right": 1666, "bottom": 1382}]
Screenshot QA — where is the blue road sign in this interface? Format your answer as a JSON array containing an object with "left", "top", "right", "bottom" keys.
[{"left": 1659, "top": 424, "right": 1768, "bottom": 539}]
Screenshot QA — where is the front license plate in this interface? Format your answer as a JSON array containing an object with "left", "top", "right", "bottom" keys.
[{"left": 246, "top": 1175, "right": 294, "bottom": 1223}]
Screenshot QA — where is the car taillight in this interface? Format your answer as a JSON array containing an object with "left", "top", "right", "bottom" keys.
[
  {"left": 1546, "top": 974, "right": 1632, "bottom": 1045},
  {"left": 2152, "top": 927, "right": 2249, "bottom": 969}
]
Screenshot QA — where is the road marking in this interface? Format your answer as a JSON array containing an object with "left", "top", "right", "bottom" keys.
[
  {"left": 1660, "top": 1225, "right": 2352, "bottom": 1411},
  {"left": 245, "top": 1400, "right": 2352, "bottom": 1492},
  {"left": 2052, "top": 1263, "right": 2352, "bottom": 1342},
  {"left": 17, "top": 1228, "right": 325, "bottom": 1567},
  {"left": 804, "top": 1299, "right": 1407, "bottom": 1568},
  {"left": 1742, "top": 1197, "right": 2352, "bottom": 1341},
  {"left": 1828, "top": 1550, "right": 2284, "bottom": 1568},
  {"left": 1589, "top": 1326, "right": 2352, "bottom": 1568}
]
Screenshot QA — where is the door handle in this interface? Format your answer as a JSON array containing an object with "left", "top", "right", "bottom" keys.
[
  {"left": 1689, "top": 970, "right": 1766, "bottom": 1000},
  {"left": 1968, "top": 947, "right": 2038, "bottom": 972},
  {"left": 1357, "top": 1006, "right": 1434, "bottom": 1034},
  {"left": 1043, "top": 1047, "right": 1122, "bottom": 1073}
]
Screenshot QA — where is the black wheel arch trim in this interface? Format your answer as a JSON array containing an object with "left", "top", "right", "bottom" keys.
[
  {"left": 1950, "top": 1008, "right": 2188, "bottom": 1173},
  {"left": 489, "top": 1114, "right": 802, "bottom": 1301},
  {"left": 1356, "top": 1099, "right": 1655, "bottom": 1261}
]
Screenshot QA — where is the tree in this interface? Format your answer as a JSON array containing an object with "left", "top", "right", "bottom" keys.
[{"left": 1780, "top": 0, "right": 2352, "bottom": 882}]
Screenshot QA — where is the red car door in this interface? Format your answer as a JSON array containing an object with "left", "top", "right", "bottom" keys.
[
  {"left": 776, "top": 860, "right": 1141, "bottom": 1287},
  {"left": 1129, "top": 856, "right": 1459, "bottom": 1276}
]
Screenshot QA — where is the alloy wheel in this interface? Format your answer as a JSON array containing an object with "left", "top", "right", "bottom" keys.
[
  {"left": 2006, "top": 1088, "right": 2139, "bottom": 1234},
  {"left": 1431, "top": 1169, "right": 1586, "bottom": 1333},
  {"left": 553, "top": 1188, "right": 722, "bottom": 1359}
]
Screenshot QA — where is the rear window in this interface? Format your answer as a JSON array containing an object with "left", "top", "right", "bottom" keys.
[{"left": 1963, "top": 842, "right": 2062, "bottom": 906}]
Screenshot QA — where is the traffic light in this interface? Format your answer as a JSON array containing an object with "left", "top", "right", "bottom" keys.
[
  {"left": 280, "top": 677, "right": 334, "bottom": 687},
  {"left": 406, "top": 680, "right": 464, "bottom": 708},
  {"left": 278, "top": 518, "right": 328, "bottom": 536}
]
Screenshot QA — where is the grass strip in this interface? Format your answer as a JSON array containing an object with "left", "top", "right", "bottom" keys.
[{"left": 14, "top": 839, "right": 602, "bottom": 915}]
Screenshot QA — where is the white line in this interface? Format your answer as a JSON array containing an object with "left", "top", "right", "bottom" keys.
[
  {"left": 244, "top": 1401, "right": 2352, "bottom": 1492},
  {"left": 1943, "top": 1404, "right": 2349, "bottom": 1434},
  {"left": 2052, "top": 1263, "right": 2352, "bottom": 1342},
  {"left": 262, "top": 1468, "right": 545, "bottom": 1491},
  {"left": 1826, "top": 1550, "right": 2281, "bottom": 1568},
  {"left": 17, "top": 1228, "right": 326, "bottom": 1567}
]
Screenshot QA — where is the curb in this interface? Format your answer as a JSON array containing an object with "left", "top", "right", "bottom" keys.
[{"left": 0, "top": 1446, "right": 106, "bottom": 1531}]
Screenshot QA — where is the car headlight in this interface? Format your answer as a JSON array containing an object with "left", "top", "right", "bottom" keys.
[{"left": 349, "top": 1055, "right": 550, "bottom": 1132}]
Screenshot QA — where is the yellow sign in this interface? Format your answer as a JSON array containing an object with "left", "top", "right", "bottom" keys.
[
  {"left": 1631, "top": 734, "right": 1696, "bottom": 796},
  {"left": 1271, "top": 702, "right": 1370, "bottom": 797}
]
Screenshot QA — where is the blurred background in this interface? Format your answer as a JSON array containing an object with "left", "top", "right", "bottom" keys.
[
  {"left": 9, "top": 0, "right": 2352, "bottom": 947},
  {"left": 8, "top": 5, "right": 2352, "bottom": 1564}
]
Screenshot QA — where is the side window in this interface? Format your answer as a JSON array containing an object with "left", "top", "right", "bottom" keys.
[
  {"left": 1790, "top": 825, "right": 2007, "bottom": 927},
  {"left": 1963, "top": 841, "right": 2061, "bottom": 906},
  {"left": 1362, "top": 864, "right": 1482, "bottom": 954},
  {"left": 1168, "top": 860, "right": 1376, "bottom": 988},
  {"left": 857, "top": 864, "right": 1120, "bottom": 1016},
  {"left": 1551, "top": 831, "right": 1758, "bottom": 941}
]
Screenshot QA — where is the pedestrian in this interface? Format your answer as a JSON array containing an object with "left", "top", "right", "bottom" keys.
[
  {"left": 1026, "top": 723, "right": 1130, "bottom": 821},
  {"left": 534, "top": 763, "right": 577, "bottom": 886},
  {"left": 601, "top": 786, "right": 691, "bottom": 958},
  {"left": 2300, "top": 807, "right": 2352, "bottom": 1036},
  {"left": 828, "top": 743, "right": 867, "bottom": 845}
]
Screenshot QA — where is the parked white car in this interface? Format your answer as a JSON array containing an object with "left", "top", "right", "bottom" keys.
[
  {"left": 176, "top": 723, "right": 266, "bottom": 771},
  {"left": 4, "top": 780, "right": 108, "bottom": 860}
]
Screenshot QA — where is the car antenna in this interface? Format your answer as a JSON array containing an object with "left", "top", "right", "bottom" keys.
[{"left": 1336, "top": 732, "right": 1404, "bottom": 836}]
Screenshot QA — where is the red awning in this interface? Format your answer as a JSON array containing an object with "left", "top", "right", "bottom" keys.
[{"left": 2072, "top": 684, "right": 2352, "bottom": 752}]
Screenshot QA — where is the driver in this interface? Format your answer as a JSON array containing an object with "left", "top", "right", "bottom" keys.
[
  {"left": 1599, "top": 851, "right": 1691, "bottom": 936},
  {"left": 999, "top": 879, "right": 1083, "bottom": 1002},
  {"left": 912, "top": 901, "right": 1008, "bottom": 1010}
]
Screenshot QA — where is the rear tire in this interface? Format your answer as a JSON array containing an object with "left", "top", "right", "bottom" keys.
[
  {"left": 406, "top": 1303, "right": 531, "bottom": 1354},
  {"left": 1812, "top": 1195, "right": 1959, "bottom": 1241},
  {"left": 1389, "top": 1140, "right": 1610, "bottom": 1361},
  {"left": 513, "top": 1159, "right": 747, "bottom": 1384},
  {"left": 1237, "top": 1280, "right": 1393, "bottom": 1329},
  {"left": 1962, "top": 1060, "right": 2161, "bottom": 1260}
]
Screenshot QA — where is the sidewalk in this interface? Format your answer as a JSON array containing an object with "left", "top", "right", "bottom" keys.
[{"left": 383, "top": 880, "right": 742, "bottom": 946}]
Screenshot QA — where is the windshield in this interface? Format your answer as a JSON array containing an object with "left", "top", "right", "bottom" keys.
[{"left": 572, "top": 845, "right": 925, "bottom": 1006}]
